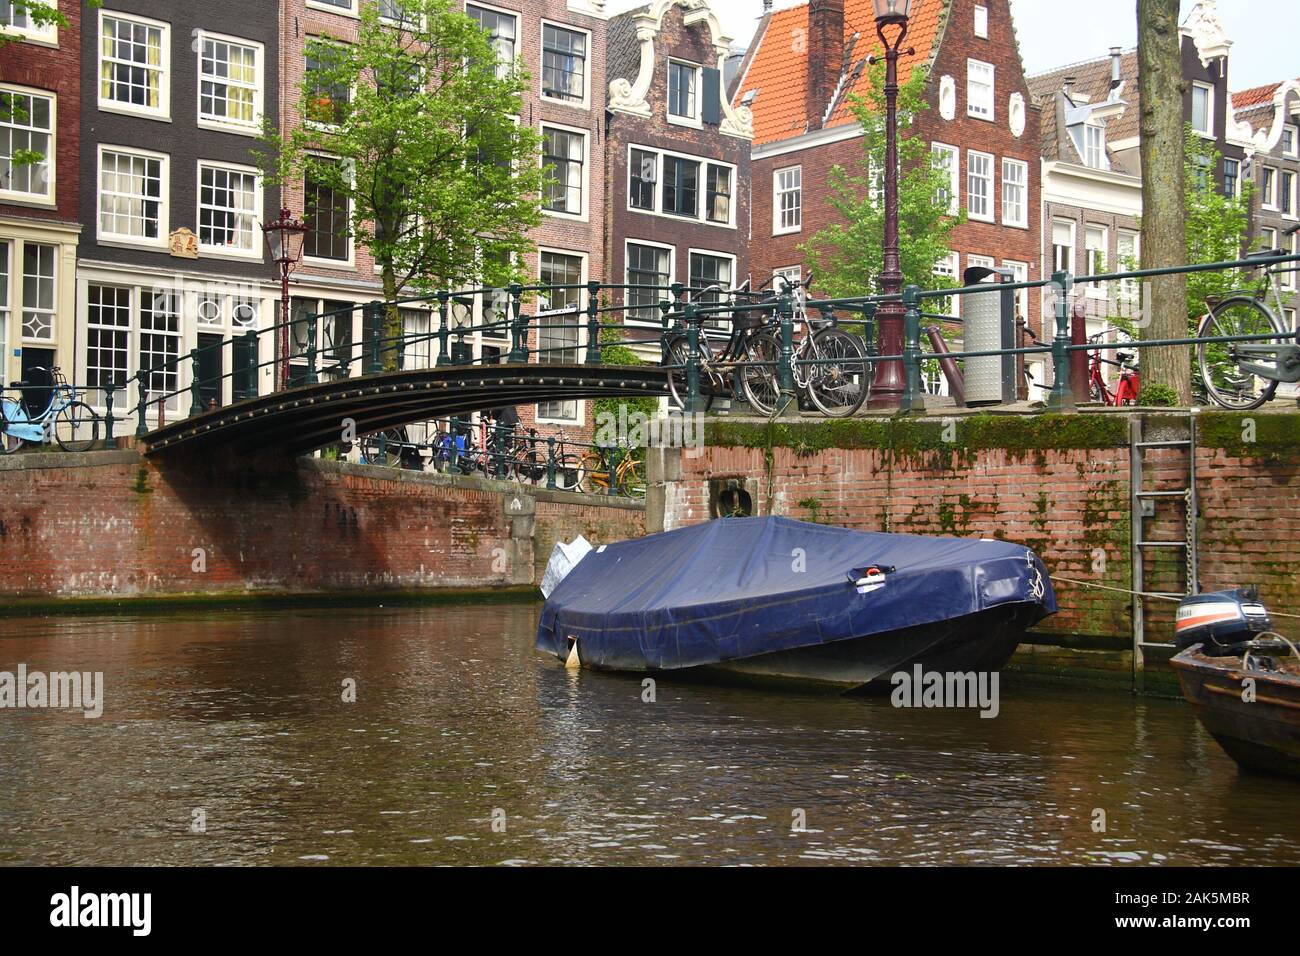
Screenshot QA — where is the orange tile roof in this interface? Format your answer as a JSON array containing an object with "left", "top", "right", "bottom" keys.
[
  {"left": 1231, "top": 81, "right": 1287, "bottom": 109},
  {"left": 737, "top": 0, "right": 947, "bottom": 146}
]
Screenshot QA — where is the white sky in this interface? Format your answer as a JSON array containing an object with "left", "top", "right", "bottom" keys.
[{"left": 605, "top": 0, "right": 1298, "bottom": 91}]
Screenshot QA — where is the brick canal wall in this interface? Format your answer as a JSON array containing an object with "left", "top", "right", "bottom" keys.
[
  {"left": 647, "top": 410, "right": 1300, "bottom": 648},
  {"left": 0, "top": 452, "right": 643, "bottom": 602}
]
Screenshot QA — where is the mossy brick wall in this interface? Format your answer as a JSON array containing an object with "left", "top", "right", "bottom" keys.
[
  {"left": 661, "top": 412, "right": 1300, "bottom": 645},
  {"left": 0, "top": 453, "right": 643, "bottom": 602}
]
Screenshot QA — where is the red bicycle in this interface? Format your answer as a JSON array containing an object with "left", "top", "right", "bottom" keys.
[{"left": 1087, "top": 329, "right": 1139, "bottom": 406}]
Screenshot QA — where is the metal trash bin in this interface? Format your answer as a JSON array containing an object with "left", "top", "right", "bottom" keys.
[{"left": 961, "top": 266, "right": 1017, "bottom": 406}]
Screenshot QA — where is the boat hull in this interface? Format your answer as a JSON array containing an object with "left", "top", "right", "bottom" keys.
[
  {"left": 1170, "top": 647, "right": 1300, "bottom": 779},
  {"left": 583, "top": 603, "right": 1038, "bottom": 694}
]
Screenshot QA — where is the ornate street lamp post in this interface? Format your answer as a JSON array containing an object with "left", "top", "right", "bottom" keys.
[
  {"left": 869, "top": 0, "right": 913, "bottom": 408},
  {"left": 262, "top": 208, "right": 307, "bottom": 391}
]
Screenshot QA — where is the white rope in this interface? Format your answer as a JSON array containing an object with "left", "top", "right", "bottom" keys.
[{"left": 1050, "top": 575, "right": 1300, "bottom": 620}]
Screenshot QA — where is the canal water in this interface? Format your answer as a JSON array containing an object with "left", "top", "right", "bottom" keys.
[{"left": 1, "top": 603, "right": 1298, "bottom": 866}]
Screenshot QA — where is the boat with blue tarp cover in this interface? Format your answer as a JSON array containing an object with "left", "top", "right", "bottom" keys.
[{"left": 536, "top": 516, "right": 1057, "bottom": 691}]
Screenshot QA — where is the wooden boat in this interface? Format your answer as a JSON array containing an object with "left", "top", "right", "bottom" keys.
[{"left": 1171, "top": 642, "right": 1300, "bottom": 778}]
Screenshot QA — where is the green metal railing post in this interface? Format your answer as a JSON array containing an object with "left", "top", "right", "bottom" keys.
[
  {"left": 188, "top": 348, "right": 203, "bottom": 417},
  {"left": 777, "top": 287, "right": 797, "bottom": 412},
  {"left": 546, "top": 435, "right": 557, "bottom": 490},
  {"left": 899, "top": 285, "right": 925, "bottom": 416},
  {"left": 434, "top": 292, "right": 450, "bottom": 367},
  {"left": 244, "top": 329, "right": 259, "bottom": 399},
  {"left": 607, "top": 444, "right": 619, "bottom": 496},
  {"left": 305, "top": 310, "right": 319, "bottom": 384},
  {"left": 449, "top": 417, "right": 460, "bottom": 470},
  {"left": 135, "top": 377, "right": 149, "bottom": 438},
  {"left": 1046, "top": 271, "right": 1075, "bottom": 410},
  {"left": 365, "top": 300, "right": 384, "bottom": 374},
  {"left": 658, "top": 297, "right": 672, "bottom": 364},
  {"left": 684, "top": 302, "right": 703, "bottom": 413},
  {"left": 507, "top": 284, "right": 527, "bottom": 363},
  {"left": 670, "top": 282, "right": 686, "bottom": 332},
  {"left": 585, "top": 280, "right": 602, "bottom": 364},
  {"left": 102, "top": 382, "right": 118, "bottom": 449}
]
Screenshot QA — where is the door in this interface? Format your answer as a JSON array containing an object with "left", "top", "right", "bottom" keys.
[
  {"left": 19, "top": 348, "right": 55, "bottom": 419},
  {"left": 197, "top": 333, "right": 223, "bottom": 409}
]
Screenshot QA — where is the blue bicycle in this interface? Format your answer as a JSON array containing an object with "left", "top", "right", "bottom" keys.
[{"left": 1, "top": 366, "right": 100, "bottom": 453}]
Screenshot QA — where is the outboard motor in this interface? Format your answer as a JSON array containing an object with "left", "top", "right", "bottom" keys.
[{"left": 1175, "top": 587, "right": 1273, "bottom": 656}]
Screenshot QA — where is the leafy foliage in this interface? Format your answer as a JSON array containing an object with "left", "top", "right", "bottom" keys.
[{"left": 1181, "top": 124, "right": 1254, "bottom": 329}]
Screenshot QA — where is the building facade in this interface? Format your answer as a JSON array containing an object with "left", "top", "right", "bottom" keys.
[
  {"left": 604, "top": 0, "right": 752, "bottom": 360},
  {"left": 1, "top": 1, "right": 82, "bottom": 393},
  {"left": 75, "top": 0, "right": 280, "bottom": 415}
]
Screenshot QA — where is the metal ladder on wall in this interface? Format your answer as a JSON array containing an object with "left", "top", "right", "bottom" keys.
[{"left": 1130, "top": 412, "right": 1200, "bottom": 689}]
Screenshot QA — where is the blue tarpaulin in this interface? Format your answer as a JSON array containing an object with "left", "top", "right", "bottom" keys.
[{"left": 536, "top": 516, "right": 1056, "bottom": 671}]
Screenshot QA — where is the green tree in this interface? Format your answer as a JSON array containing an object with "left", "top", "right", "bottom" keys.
[
  {"left": 1182, "top": 125, "right": 1253, "bottom": 326},
  {"left": 799, "top": 60, "right": 963, "bottom": 302},
  {"left": 257, "top": 0, "right": 545, "bottom": 359}
]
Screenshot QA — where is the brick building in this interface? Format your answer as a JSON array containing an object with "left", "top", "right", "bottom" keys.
[
  {"left": 733, "top": 0, "right": 1043, "bottom": 391},
  {"left": 1, "top": 2, "right": 82, "bottom": 392},
  {"left": 604, "top": 0, "right": 752, "bottom": 361},
  {"left": 75, "top": 0, "right": 281, "bottom": 413}
]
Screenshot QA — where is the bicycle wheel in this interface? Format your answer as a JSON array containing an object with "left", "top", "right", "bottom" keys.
[
  {"left": 0, "top": 398, "right": 23, "bottom": 454},
  {"left": 553, "top": 452, "right": 582, "bottom": 491},
  {"left": 577, "top": 451, "right": 608, "bottom": 495},
  {"left": 741, "top": 331, "right": 781, "bottom": 416},
  {"left": 359, "top": 429, "right": 404, "bottom": 467},
  {"left": 664, "top": 337, "right": 715, "bottom": 411},
  {"left": 1197, "top": 297, "right": 1285, "bottom": 410},
  {"left": 618, "top": 454, "right": 646, "bottom": 498},
  {"left": 806, "top": 328, "right": 870, "bottom": 417},
  {"left": 54, "top": 401, "right": 99, "bottom": 452}
]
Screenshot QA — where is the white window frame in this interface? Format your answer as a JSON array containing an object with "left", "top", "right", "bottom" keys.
[
  {"left": 196, "top": 31, "right": 264, "bottom": 136},
  {"left": 465, "top": 2, "right": 519, "bottom": 77},
  {"left": 377, "top": 0, "right": 425, "bottom": 29},
  {"left": 1283, "top": 124, "right": 1299, "bottom": 159},
  {"left": 773, "top": 165, "right": 802, "bottom": 235},
  {"left": 1283, "top": 233, "right": 1298, "bottom": 292},
  {"left": 687, "top": 247, "right": 737, "bottom": 305},
  {"left": 1116, "top": 229, "right": 1140, "bottom": 304},
  {"left": 306, "top": 0, "right": 359, "bottom": 17},
  {"left": 302, "top": 153, "right": 355, "bottom": 268},
  {"left": 624, "top": 143, "right": 735, "bottom": 228},
  {"left": 933, "top": 250, "right": 959, "bottom": 317},
  {"left": 0, "top": 0, "right": 58, "bottom": 45},
  {"left": 19, "top": 240, "right": 55, "bottom": 342},
  {"left": 1191, "top": 80, "right": 1214, "bottom": 137},
  {"left": 1223, "top": 156, "right": 1241, "bottom": 197},
  {"left": 1002, "top": 259, "right": 1029, "bottom": 321},
  {"left": 966, "top": 150, "right": 993, "bottom": 222},
  {"left": 1052, "top": 218, "right": 1076, "bottom": 275},
  {"left": 1281, "top": 169, "right": 1297, "bottom": 221},
  {"left": 973, "top": 4, "right": 988, "bottom": 38},
  {"left": 1261, "top": 166, "right": 1278, "bottom": 210},
  {"left": 773, "top": 265, "right": 802, "bottom": 294},
  {"left": 1083, "top": 124, "right": 1106, "bottom": 169},
  {"left": 196, "top": 160, "right": 263, "bottom": 259},
  {"left": 1001, "top": 157, "right": 1027, "bottom": 228},
  {"left": 538, "top": 20, "right": 591, "bottom": 112},
  {"left": 623, "top": 238, "right": 675, "bottom": 328},
  {"left": 97, "top": 144, "right": 169, "bottom": 250},
  {"left": 932, "top": 142, "right": 959, "bottom": 215},
  {"left": 540, "top": 121, "right": 590, "bottom": 222},
  {"left": 535, "top": 246, "right": 588, "bottom": 425},
  {"left": 966, "top": 58, "right": 994, "bottom": 121},
  {"left": 1084, "top": 224, "right": 1108, "bottom": 297},
  {"left": 0, "top": 83, "right": 56, "bottom": 206},
  {"left": 666, "top": 58, "right": 702, "bottom": 128},
  {"left": 97, "top": 9, "right": 171, "bottom": 122},
  {"left": 1260, "top": 226, "right": 1278, "bottom": 254}
]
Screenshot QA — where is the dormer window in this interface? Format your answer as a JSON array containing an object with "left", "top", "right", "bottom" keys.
[
  {"left": 668, "top": 60, "right": 700, "bottom": 125},
  {"left": 1084, "top": 124, "right": 1106, "bottom": 169}
]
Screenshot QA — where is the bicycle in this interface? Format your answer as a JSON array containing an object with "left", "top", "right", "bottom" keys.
[
  {"left": 742, "top": 274, "right": 871, "bottom": 417},
  {"left": 576, "top": 443, "right": 645, "bottom": 498},
  {"left": 1, "top": 366, "right": 99, "bottom": 453},
  {"left": 664, "top": 280, "right": 774, "bottom": 413},
  {"left": 1087, "top": 328, "right": 1139, "bottom": 406},
  {"left": 1196, "top": 225, "right": 1300, "bottom": 410}
]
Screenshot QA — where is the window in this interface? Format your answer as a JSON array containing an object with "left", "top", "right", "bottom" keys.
[
  {"left": 541, "top": 24, "right": 586, "bottom": 104},
  {"left": 99, "top": 147, "right": 165, "bottom": 244},
  {"left": 705, "top": 164, "right": 731, "bottom": 224},
  {"left": 86, "top": 285, "right": 131, "bottom": 398},
  {"left": 1286, "top": 307, "right": 1297, "bottom": 333},
  {"left": 1084, "top": 225, "right": 1107, "bottom": 295},
  {"left": 0, "top": 242, "right": 7, "bottom": 360},
  {"left": 966, "top": 59, "right": 994, "bottom": 120},
  {"left": 378, "top": 0, "right": 421, "bottom": 27},
  {"left": 1117, "top": 230, "right": 1140, "bottom": 304},
  {"left": 1003, "top": 259, "right": 1029, "bottom": 322},
  {"left": 690, "top": 252, "right": 733, "bottom": 330},
  {"left": 1282, "top": 170, "right": 1295, "bottom": 218},
  {"left": 140, "top": 288, "right": 181, "bottom": 401},
  {"left": 668, "top": 61, "right": 699, "bottom": 123},
  {"left": 99, "top": 12, "right": 168, "bottom": 118},
  {"left": 542, "top": 126, "right": 585, "bottom": 216},
  {"left": 1260, "top": 226, "right": 1278, "bottom": 252},
  {"left": 967, "top": 150, "right": 992, "bottom": 221},
  {"left": 21, "top": 242, "right": 54, "bottom": 340},
  {"left": 1283, "top": 233, "right": 1297, "bottom": 292},
  {"left": 305, "top": 46, "right": 350, "bottom": 126},
  {"left": 304, "top": 160, "right": 350, "bottom": 261},
  {"left": 199, "top": 35, "right": 262, "bottom": 131},
  {"left": 1262, "top": 167, "right": 1278, "bottom": 209},
  {"left": 0, "top": 87, "right": 53, "bottom": 199},
  {"left": 1052, "top": 219, "right": 1075, "bottom": 274},
  {"left": 198, "top": 163, "right": 260, "bottom": 254},
  {"left": 1223, "top": 157, "right": 1239, "bottom": 198},
  {"left": 401, "top": 308, "right": 431, "bottom": 369},
  {"left": 1191, "top": 81, "right": 1213, "bottom": 135},
  {"left": 662, "top": 155, "right": 699, "bottom": 218},
  {"left": 629, "top": 148, "right": 656, "bottom": 210},
  {"left": 626, "top": 242, "right": 671, "bottom": 324},
  {"left": 932, "top": 143, "right": 959, "bottom": 215},
  {"left": 1, "top": 1, "right": 56, "bottom": 42},
  {"left": 308, "top": 0, "right": 356, "bottom": 10},
  {"left": 973, "top": 5, "right": 988, "bottom": 38},
  {"left": 467, "top": 5, "right": 517, "bottom": 77},
  {"left": 1284, "top": 125, "right": 1299, "bottom": 159},
  {"left": 1082, "top": 124, "right": 1106, "bottom": 169},
  {"left": 774, "top": 166, "right": 801, "bottom": 234},
  {"left": 774, "top": 266, "right": 801, "bottom": 293},
  {"left": 1001, "top": 158, "right": 1026, "bottom": 227},
  {"left": 933, "top": 251, "right": 959, "bottom": 317},
  {"left": 537, "top": 251, "right": 583, "bottom": 421}
]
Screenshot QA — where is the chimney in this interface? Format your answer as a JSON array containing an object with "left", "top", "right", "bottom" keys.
[
  {"left": 806, "top": 0, "right": 845, "bottom": 130},
  {"left": 1109, "top": 47, "right": 1123, "bottom": 90},
  {"left": 1062, "top": 76, "right": 1075, "bottom": 100}
]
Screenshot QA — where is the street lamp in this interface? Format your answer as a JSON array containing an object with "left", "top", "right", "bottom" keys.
[
  {"left": 869, "top": 0, "right": 912, "bottom": 408},
  {"left": 263, "top": 207, "right": 307, "bottom": 390}
]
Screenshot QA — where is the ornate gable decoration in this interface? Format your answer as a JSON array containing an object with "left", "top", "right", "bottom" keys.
[
  {"left": 607, "top": 0, "right": 753, "bottom": 139},
  {"left": 1180, "top": 0, "right": 1232, "bottom": 67}
]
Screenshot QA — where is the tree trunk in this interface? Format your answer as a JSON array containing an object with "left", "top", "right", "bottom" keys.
[
  {"left": 1137, "top": 0, "right": 1191, "bottom": 404},
  {"left": 380, "top": 260, "right": 401, "bottom": 372}
]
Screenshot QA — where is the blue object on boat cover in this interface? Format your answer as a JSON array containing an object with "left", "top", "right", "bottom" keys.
[{"left": 536, "top": 516, "right": 1056, "bottom": 671}]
